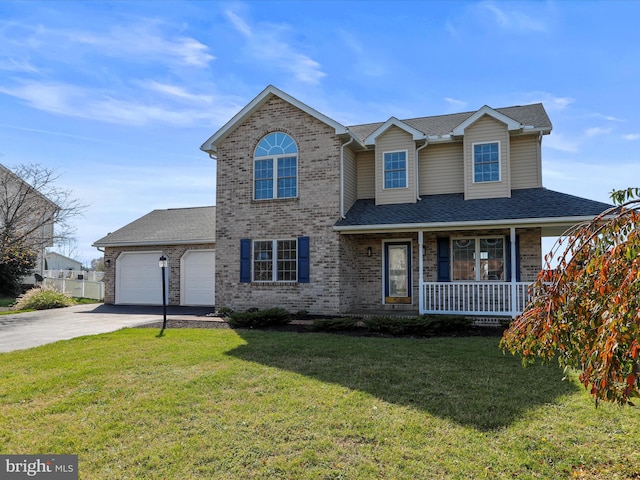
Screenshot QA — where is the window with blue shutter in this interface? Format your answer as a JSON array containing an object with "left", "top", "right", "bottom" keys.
[
  {"left": 240, "top": 239, "right": 252, "bottom": 283},
  {"left": 298, "top": 236, "right": 310, "bottom": 283},
  {"left": 505, "top": 236, "right": 521, "bottom": 282},
  {"left": 241, "top": 237, "right": 309, "bottom": 283},
  {"left": 437, "top": 237, "right": 451, "bottom": 282}
]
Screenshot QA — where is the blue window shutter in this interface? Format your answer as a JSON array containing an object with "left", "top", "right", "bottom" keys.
[
  {"left": 437, "top": 237, "right": 450, "bottom": 282},
  {"left": 298, "top": 236, "right": 310, "bottom": 283},
  {"left": 506, "top": 236, "right": 521, "bottom": 282},
  {"left": 240, "top": 239, "right": 251, "bottom": 283}
]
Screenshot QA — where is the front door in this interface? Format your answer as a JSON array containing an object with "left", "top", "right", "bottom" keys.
[{"left": 384, "top": 242, "right": 412, "bottom": 304}]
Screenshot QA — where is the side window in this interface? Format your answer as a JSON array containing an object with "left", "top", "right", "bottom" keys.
[
  {"left": 254, "top": 132, "right": 298, "bottom": 200},
  {"left": 473, "top": 142, "right": 500, "bottom": 183}
]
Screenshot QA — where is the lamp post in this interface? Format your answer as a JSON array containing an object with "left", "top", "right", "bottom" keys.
[{"left": 159, "top": 255, "right": 168, "bottom": 332}]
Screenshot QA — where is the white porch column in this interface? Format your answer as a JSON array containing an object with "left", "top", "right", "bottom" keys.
[
  {"left": 510, "top": 226, "right": 517, "bottom": 317},
  {"left": 418, "top": 230, "right": 424, "bottom": 314}
]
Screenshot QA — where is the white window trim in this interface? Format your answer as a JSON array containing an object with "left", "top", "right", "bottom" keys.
[
  {"left": 382, "top": 149, "right": 409, "bottom": 190},
  {"left": 451, "top": 236, "right": 506, "bottom": 282},
  {"left": 471, "top": 141, "right": 501, "bottom": 184},
  {"left": 252, "top": 238, "right": 298, "bottom": 283},
  {"left": 253, "top": 154, "right": 299, "bottom": 201}
]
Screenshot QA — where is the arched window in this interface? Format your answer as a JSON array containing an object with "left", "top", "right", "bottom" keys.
[{"left": 254, "top": 132, "right": 298, "bottom": 200}]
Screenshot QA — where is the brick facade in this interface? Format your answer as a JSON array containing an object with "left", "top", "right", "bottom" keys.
[{"left": 214, "top": 97, "right": 344, "bottom": 314}]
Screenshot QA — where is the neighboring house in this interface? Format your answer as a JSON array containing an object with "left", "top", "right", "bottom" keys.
[
  {"left": 0, "top": 164, "right": 60, "bottom": 285},
  {"left": 93, "top": 206, "right": 215, "bottom": 306},
  {"left": 200, "top": 85, "right": 611, "bottom": 317},
  {"left": 44, "top": 251, "right": 82, "bottom": 271}
]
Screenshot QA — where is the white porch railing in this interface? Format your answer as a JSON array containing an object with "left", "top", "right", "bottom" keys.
[
  {"left": 421, "top": 281, "right": 531, "bottom": 317},
  {"left": 43, "top": 278, "right": 105, "bottom": 301}
]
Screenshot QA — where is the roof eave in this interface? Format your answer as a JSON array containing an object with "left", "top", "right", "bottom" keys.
[
  {"left": 333, "top": 215, "right": 605, "bottom": 234},
  {"left": 93, "top": 238, "right": 216, "bottom": 248}
]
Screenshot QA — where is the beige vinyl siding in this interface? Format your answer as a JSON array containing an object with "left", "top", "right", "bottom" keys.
[
  {"left": 463, "top": 115, "right": 511, "bottom": 200},
  {"left": 375, "top": 126, "right": 417, "bottom": 205},
  {"left": 419, "top": 142, "right": 464, "bottom": 195},
  {"left": 343, "top": 145, "right": 357, "bottom": 212},
  {"left": 356, "top": 150, "right": 375, "bottom": 199},
  {"left": 510, "top": 135, "right": 542, "bottom": 189}
]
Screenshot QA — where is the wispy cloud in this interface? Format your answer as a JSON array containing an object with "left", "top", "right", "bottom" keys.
[
  {"left": 481, "top": 2, "right": 547, "bottom": 32},
  {"left": 622, "top": 133, "right": 640, "bottom": 140},
  {"left": 223, "top": 9, "right": 326, "bottom": 84},
  {"left": 445, "top": 97, "right": 468, "bottom": 109},
  {"left": 144, "top": 81, "right": 214, "bottom": 104},
  {"left": 0, "top": 80, "right": 233, "bottom": 127},
  {"left": 0, "top": 20, "right": 215, "bottom": 69},
  {"left": 545, "top": 133, "right": 580, "bottom": 153},
  {"left": 511, "top": 91, "right": 575, "bottom": 110},
  {"left": 0, "top": 58, "right": 38, "bottom": 73},
  {"left": 585, "top": 127, "right": 612, "bottom": 137}
]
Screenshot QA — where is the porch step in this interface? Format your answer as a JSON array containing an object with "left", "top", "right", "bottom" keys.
[{"left": 467, "top": 316, "right": 511, "bottom": 327}]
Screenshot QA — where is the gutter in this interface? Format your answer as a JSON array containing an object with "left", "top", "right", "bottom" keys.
[{"left": 333, "top": 215, "right": 605, "bottom": 234}]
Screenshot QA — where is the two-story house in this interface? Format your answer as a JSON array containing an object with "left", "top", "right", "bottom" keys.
[
  {"left": 0, "top": 163, "right": 60, "bottom": 288},
  {"left": 201, "top": 85, "right": 611, "bottom": 317}
]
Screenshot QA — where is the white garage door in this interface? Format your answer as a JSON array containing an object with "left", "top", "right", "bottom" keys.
[
  {"left": 116, "top": 251, "right": 167, "bottom": 305},
  {"left": 181, "top": 250, "right": 215, "bottom": 306}
]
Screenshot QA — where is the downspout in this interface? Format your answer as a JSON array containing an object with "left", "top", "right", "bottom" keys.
[
  {"left": 415, "top": 140, "right": 429, "bottom": 201},
  {"left": 340, "top": 136, "right": 355, "bottom": 219}
]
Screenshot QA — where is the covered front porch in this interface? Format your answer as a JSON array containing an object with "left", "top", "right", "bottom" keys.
[{"left": 417, "top": 228, "right": 531, "bottom": 317}]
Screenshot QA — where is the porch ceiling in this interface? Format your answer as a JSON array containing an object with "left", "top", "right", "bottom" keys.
[{"left": 335, "top": 188, "right": 612, "bottom": 234}]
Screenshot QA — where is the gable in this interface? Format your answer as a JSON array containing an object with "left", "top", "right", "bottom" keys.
[{"left": 200, "top": 85, "right": 351, "bottom": 154}]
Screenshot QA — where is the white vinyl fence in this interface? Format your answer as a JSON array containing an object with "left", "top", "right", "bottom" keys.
[
  {"left": 43, "top": 277, "right": 105, "bottom": 301},
  {"left": 44, "top": 270, "right": 105, "bottom": 282}
]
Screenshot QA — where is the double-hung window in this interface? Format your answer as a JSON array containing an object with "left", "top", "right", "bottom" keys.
[
  {"left": 473, "top": 142, "right": 500, "bottom": 183},
  {"left": 383, "top": 151, "right": 407, "bottom": 189},
  {"left": 254, "top": 132, "right": 298, "bottom": 200},
  {"left": 252, "top": 239, "right": 298, "bottom": 282},
  {"left": 452, "top": 237, "right": 505, "bottom": 281}
]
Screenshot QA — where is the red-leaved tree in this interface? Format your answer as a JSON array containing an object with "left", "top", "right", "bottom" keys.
[{"left": 501, "top": 188, "right": 640, "bottom": 405}]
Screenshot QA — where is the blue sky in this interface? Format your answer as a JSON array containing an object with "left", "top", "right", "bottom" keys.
[{"left": 0, "top": 0, "right": 639, "bottom": 266}]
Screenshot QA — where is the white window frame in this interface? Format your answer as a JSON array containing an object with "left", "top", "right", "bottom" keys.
[
  {"left": 471, "top": 141, "right": 501, "bottom": 183},
  {"left": 252, "top": 239, "right": 298, "bottom": 283},
  {"left": 382, "top": 150, "right": 409, "bottom": 190},
  {"left": 451, "top": 236, "right": 506, "bottom": 281},
  {"left": 253, "top": 133, "right": 298, "bottom": 201}
]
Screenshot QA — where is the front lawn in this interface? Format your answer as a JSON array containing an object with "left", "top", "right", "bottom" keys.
[{"left": 1, "top": 328, "right": 638, "bottom": 479}]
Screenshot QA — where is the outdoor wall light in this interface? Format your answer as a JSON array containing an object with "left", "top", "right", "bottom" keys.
[
  {"left": 105, "top": 259, "right": 111, "bottom": 267},
  {"left": 367, "top": 246, "right": 372, "bottom": 257}
]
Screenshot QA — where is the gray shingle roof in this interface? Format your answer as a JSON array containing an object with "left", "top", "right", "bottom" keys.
[
  {"left": 347, "top": 103, "right": 551, "bottom": 141},
  {"left": 335, "top": 189, "right": 612, "bottom": 229},
  {"left": 93, "top": 206, "right": 215, "bottom": 247}
]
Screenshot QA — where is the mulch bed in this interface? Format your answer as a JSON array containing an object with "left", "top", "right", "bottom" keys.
[{"left": 138, "top": 318, "right": 506, "bottom": 338}]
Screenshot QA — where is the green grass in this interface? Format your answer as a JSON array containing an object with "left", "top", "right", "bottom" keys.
[{"left": 1, "top": 329, "right": 639, "bottom": 479}]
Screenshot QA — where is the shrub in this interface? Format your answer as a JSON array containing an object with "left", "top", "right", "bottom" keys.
[
  {"left": 13, "top": 285, "right": 74, "bottom": 310},
  {"left": 216, "top": 306, "right": 235, "bottom": 317},
  {"left": 310, "top": 317, "right": 362, "bottom": 332},
  {"left": 227, "top": 307, "right": 291, "bottom": 328}
]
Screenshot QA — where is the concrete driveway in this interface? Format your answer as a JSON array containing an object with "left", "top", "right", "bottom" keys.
[{"left": 0, "top": 304, "right": 215, "bottom": 353}]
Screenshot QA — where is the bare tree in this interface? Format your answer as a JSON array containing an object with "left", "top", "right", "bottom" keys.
[{"left": 0, "top": 163, "right": 86, "bottom": 294}]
